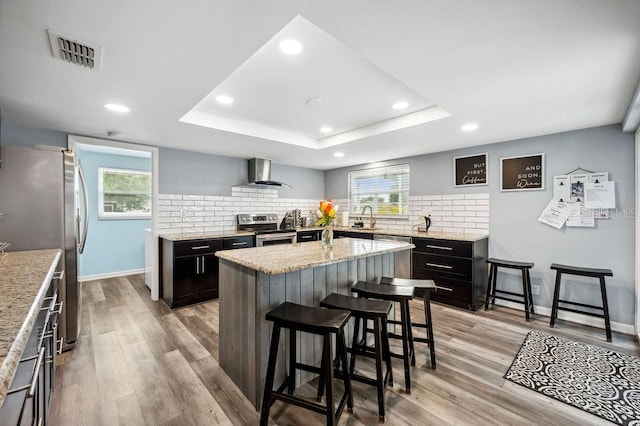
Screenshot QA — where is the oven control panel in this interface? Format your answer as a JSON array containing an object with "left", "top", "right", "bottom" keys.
[{"left": 237, "top": 213, "right": 278, "bottom": 225}]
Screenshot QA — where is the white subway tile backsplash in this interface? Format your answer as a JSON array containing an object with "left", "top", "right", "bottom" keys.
[
  {"left": 183, "top": 195, "right": 204, "bottom": 201},
  {"left": 159, "top": 194, "right": 182, "bottom": 200},
  {"left": 157, "top": 192, "right": 489, "bottom": 235},
  {"left": 171, "top": 200, "right": 195, "bottom": 206},
  {"left": 464, "top": 193, "right": 490, "bottom": 199}
]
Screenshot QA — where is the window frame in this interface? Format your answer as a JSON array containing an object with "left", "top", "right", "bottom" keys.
[
  {"left": 348, "top": 163, "right": 410, "bottom": 218},
  {"left": 98, "top": 167, "right": 152, "bottom": 220}
]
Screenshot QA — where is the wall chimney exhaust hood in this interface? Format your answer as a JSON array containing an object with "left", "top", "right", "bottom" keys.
[{"left": 246, "top": 158, "right": 292, "bottom": 188}]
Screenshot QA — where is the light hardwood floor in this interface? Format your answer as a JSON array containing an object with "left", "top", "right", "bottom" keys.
[{"left": 49, "top": 274, "right": 640, "bottom": 425}]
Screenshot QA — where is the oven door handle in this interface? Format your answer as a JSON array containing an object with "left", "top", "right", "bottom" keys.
[{"left": 258, "top": 233, "right": 297, "bottom": 241}]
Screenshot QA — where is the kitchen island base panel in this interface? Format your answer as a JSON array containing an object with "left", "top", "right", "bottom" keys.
[{"left": 219, "top": 253, "right": 395, "bottom": 410}]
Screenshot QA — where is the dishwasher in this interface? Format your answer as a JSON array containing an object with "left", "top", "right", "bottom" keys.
[{"left": 373, "top": 234, "right": 412, "bottom": 278}]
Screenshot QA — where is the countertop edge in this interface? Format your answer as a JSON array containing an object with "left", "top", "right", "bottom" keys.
[{"left": 0, "top": 250, "right": 61, "bottom": 407}]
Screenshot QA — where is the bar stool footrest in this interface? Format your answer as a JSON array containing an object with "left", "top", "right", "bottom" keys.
[
  {"left": 557, "top": 299, "right": 605, "bottom": 311},
  {"left": 557, "top": 306, "right": 606, "bottom": 318}
]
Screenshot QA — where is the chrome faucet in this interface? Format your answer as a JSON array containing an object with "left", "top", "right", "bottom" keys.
[{"left": 361, "top": 205, "right": 376, "bottom": 228}]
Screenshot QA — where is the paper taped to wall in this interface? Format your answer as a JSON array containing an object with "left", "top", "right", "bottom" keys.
[{"left": 538, "top": 199, "right": 574, "bottom": 229}]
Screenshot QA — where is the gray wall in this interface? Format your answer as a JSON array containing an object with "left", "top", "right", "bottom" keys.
[
  {"left": 158, "top": 147, "right": 325, "bottom": 199},
  {"left": 1, "top": 122, "right": 67, "bottom": 148},
  {"left": 1, "top": 123, "right": 326, "bottom": 200},
  {"left": 325, "top": 124, "right": 636, "bottom": 326}
]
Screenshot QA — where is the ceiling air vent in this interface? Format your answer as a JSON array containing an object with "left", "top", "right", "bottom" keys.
[{"left": 47, "top": 30, "right": 103, "bottom": 70}]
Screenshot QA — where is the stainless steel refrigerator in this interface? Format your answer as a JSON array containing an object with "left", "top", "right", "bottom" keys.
[{"left": 0, "top": 144, "right": 88, "bottom": 351}]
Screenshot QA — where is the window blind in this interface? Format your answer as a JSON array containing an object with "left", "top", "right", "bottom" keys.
[{"left": 348, "top": 163, "right": 410, "bottom": 215}]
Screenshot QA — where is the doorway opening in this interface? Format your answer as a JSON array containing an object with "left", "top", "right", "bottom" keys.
[{"left": 68, "top": 135, "right": 160, "bottom": 300}]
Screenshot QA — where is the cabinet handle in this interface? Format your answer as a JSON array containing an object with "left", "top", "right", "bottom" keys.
[
  {"left": 196, "top": 257, "right": 200, "bottom": 274},
  {"left": 28, "top": 350, "right": 45, "bottom": 398},
  {"left": 55, "top": 300, "right": 64, "bottom": 315},
  {"left": 300, "top": 235, "right": 312, "bottom": 239},
  {"left": 53, "top": 270, "right": 65, "bottom": 280},
  {"left": 191, "top": 245, "right": 210, "bottom": 250},
  {"left": 232, "top": 242, "right": 247, "bottom": 246},
  {"left": 426, "top": 262, "right": 453, "bottom": 270},
  {"left": 426, "top": 245, "right": 453, "bottom": 251},
  {"left": 57, "top": 337, "right": 64, "bottom": 355},
  {"left": 41, "top": 292, "right": 58, "bottom": 312},
  {"left": 202, "top": 256, "right": 205, "bottom": 273},
  {"left": 436, "top": 286, "right": 454, "bottom": 292}
]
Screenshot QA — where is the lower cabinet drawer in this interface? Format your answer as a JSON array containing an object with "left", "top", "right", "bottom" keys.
[
  {"left": 222, "top": 236, "right": 254, "bottom": 249},
  {"left": 174, "top": 239, "right": 222, "bottom": 256},
  {"left": 413, "top": 252, "right": 471, "bottom": 280},
  {"left": 427, "top": 277, "right": 471, "bottom": 302}
]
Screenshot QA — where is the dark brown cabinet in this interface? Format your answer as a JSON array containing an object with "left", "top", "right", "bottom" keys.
[
  {"left": 0, "top": 259, "right": 62, "bottom": 426},
  {"left": 412, "top": 237, "right": 488, "bottom": 311},
  {"left": 162, "top": 238, "right": 223, "bottom": 308},
  {"left": 162, "top": 235, "right": 255, "bottom": 309},
  {"left": 296, "top": 229, "right": 321, "bottom": 242},
  {"left": 334, "top": 230, "right": 374, "bottom": 240}
]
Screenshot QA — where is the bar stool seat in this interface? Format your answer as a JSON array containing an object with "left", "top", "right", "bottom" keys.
[
  {"left": 549, "top": 263, "right": 614, "bottom": 342},
  {"left": 319, "top": 293, "right": 393, "bottom": 422},
  {"left": 260, "top": 302, "right": 353, "bottom": 426},
  {"left": 380, "top": 277, "right": 437, "bottom": 369},
  {"left": 484, "top": 258, "right": 535, "bottom": 321},
  {"left": 351, "top": 281, "right": 415, "bottom": 394}
]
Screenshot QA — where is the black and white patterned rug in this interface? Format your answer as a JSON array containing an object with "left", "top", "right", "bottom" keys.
[{"left": 505, "top": 330, "right": 640, "bottom": 425}]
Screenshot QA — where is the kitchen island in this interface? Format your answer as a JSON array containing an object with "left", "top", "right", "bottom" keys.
[{"left": 216, "top": 237, "right": 413, "bottom": 409}]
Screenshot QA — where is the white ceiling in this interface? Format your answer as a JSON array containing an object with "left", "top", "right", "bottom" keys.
[
  {"left": 180, "top": 15, "right": 448, "bottom": 149},
  {"left": 1, "top": 1, "right": 639, "bottom": 170}
]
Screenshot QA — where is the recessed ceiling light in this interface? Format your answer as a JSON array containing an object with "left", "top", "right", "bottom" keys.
[
  {"left": 306, "top": 98, "right": 322, "bottom": 106},
  {"left": 392, "top": 101, "right": 409, "bottom": 110},
  {"left": 461, "top": 123, "right": 479, "bottom": 132},
  {"left": 320, "top": 126, "right": 333, "bottom": 134},
  {"left": 334, "top": 152, "right": 344, "bottom": 158},
  {"left": 104, "top": 103, "right": 130, "bottom": 113},
  {"left": 367, "top": 160, "right": 377, "bottom": 163},
  {"left": 216, "top": 95, "right": 234, "bottom": 105},
  {"left": 279, "top": 39, "right": 303, "bottom": 55}
]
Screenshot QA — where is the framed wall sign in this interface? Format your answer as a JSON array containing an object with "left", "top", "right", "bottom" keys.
[
  {"left": 453, "top": 153, "right": 488, "bottom": 187},
  {"left": 500, "top": 153, "right": 545, "bottom": 191}
]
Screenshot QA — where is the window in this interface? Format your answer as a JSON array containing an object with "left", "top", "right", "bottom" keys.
[
  {"left": 348, "top": 163, "right": 410, "bottom": 216},
  {"left": 99, "top": 167, "right": 151, "bottom": 219}
]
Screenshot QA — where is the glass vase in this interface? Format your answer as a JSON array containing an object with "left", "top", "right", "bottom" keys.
[{"left": 321, "top": 224, "right": 334, "bottom": 250}]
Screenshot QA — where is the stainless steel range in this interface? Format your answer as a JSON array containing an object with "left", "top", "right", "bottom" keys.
[{"left": 237, "top": 213, "right": 297, "bottom": 247}]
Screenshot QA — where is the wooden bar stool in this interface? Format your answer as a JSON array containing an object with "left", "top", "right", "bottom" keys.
[
  {"left": 484, "top": 258, "right": 535, "bottom": 321},
  {"left": 319, "top": 293, "right": 393, "bottom": 422},
  {"left": 260, "top": 302, "right": 353, "bottom": 426},
  {"left": 351, "top": 281, "right": 415, "bottom": 394},
  {"left": 380, "top": 277, "right": 437, "bottom": 369},
  {"left": 549, "top": 263, "right": 614, "bottom": 342}
]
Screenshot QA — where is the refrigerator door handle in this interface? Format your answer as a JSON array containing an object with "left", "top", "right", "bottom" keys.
[{"left": 77, "top": 163, "right": 89, "bottom": 254}]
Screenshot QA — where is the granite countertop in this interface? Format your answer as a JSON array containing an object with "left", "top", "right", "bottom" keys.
[
  {"left": 159, "top": 230, "right": 255, "bottom": 241},
  {"left": 0, "top": 249, "right": 61, "bottom": 406},
  {"left": 332, "top": 227, "right": 488, "bottom": 241},
  {"left": 161, "top": 227, "right": 487, "bottom": 242},
  {"left": 216, "top": 238, "right": 414, "bottom": 274}
]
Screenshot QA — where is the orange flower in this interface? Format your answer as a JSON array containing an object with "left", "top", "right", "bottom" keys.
[{"left": 315, "top": 199, "right": 339, "bottom": 226}]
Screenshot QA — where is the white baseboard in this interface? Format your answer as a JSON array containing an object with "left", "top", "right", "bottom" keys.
[
  {"left": 494, "top": 299, "right": 635, "bottom": 335},
  {"left": 79, "top": 268, "right": 145, "bottom": 282}
]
